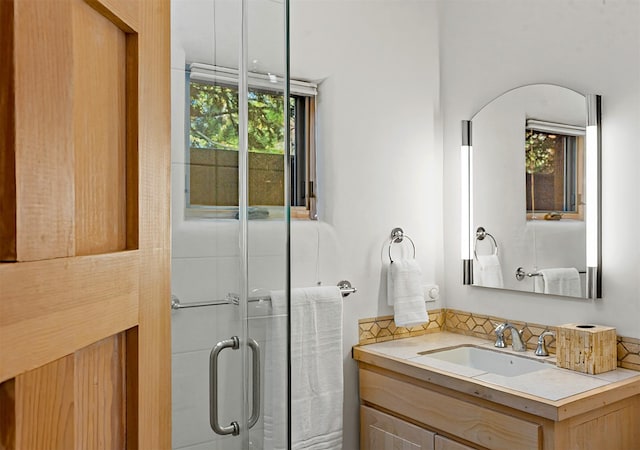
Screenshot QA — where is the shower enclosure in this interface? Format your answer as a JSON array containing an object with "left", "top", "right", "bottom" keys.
[{"left": 170, "top": 0, "right": 290, "bottom": 448}]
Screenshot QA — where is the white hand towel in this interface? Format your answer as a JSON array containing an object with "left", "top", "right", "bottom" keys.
[
  {"left": 474, "top": 254, "right": 504, "bottom": 288},
  {"left": 265, "top": 286, "right": 343, "bottom": 450},
  {"left": 535, "top": 268, "right": 582, "bottom": 297},
  {"left": 387, "top": 259, "right": 428, "bottom": 327}
]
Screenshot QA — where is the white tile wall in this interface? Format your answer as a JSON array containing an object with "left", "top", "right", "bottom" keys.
[
  {"left": 248, "top": 221, "right": 287, "bottom": 257},
  {"left": 171, "top": 67, "right": 186, "bottom": 165},
  {"left": 172, "top": 350, "right": 228, "bottom": 449},
  {"left": 172, "top": 257, "right": 219, "bottom": 302},
  {"left": 171, "top": 160, "right": 185, "bottom": 208},
  {"left": 175, "top": 441, "right": 222, "bottom": 450},
  {"left": 215, "top": 222, "right": 241, "bottom": 257},
  {"left": 172, "top": 226, "right": 219, "bottom": 259},
  {"left": 214, "top": 257, "right": 241, "bottom": 298},
  {"left": 172, "top": 305, "right": 235, "bottom": 354}
]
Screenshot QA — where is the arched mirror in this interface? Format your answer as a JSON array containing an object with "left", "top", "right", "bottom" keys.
[{"left": 460, "top": 84, "right": 601, "bottom": 299}]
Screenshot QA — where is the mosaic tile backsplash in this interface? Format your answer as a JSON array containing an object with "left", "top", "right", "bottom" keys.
[
  {"left": 358, "top": 308, "right": 640, "bottom": 372},
  {"left": 358, "top": 310, "right": 445, "bottom": 345}
]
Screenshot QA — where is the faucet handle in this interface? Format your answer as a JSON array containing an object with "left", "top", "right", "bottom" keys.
[
  {"left": 493, "top": 322, "right": 507, "bottom": 348},
  {"left": 535, "top": 330, "right": 555, "bottom": 357}
]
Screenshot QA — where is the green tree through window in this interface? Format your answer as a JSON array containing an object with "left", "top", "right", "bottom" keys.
[{"left": 190, "top": 82, "right": 293, "bottom": 154}]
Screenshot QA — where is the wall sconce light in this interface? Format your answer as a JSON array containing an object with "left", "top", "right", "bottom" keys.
[
  {"left": 585, "top": 94, "right": 601, "bottom": 299},
  {"left": 461, "top": 120, "right": 473, "bottom": 285}
]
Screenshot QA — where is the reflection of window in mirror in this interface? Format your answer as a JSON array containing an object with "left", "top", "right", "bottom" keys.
[{"left": 525, "top": 120, "right": 584, "bottom": 221}]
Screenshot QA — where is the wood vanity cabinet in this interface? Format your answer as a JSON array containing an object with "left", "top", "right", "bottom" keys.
[{"left": 357, "top": 362, "right": 640, "bottom": 450}]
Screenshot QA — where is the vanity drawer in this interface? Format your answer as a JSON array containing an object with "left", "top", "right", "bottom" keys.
[{"left": 359, "top": 368, "right": 542, "bottom": 450}]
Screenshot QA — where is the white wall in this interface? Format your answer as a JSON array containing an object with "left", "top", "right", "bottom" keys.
[
  {"left": 440, "top": 0, "right": 640, "bottom": 337},
  {"left": 291, "top": 2, "right": 442, "bottom": 448}
]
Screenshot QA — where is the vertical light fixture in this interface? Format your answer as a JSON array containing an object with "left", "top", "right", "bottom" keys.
[
  {"left": 585, "top": 94, "right": 601, "bottom": 299},
  {"left": 461, "top": 120, "right": 473, "bottom": 284}
]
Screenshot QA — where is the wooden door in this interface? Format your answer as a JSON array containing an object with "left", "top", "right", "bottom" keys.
[{"left": 0, "top": 0, "right": 170, "bottom": 448}]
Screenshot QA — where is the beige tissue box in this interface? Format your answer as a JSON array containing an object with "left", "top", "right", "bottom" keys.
[{"left": 556, "top": 323, "right": 617, "bottom": 374}]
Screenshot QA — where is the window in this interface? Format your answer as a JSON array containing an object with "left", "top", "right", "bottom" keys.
[
  {"left": 525, "top": 120, "right": 584, "bottom": 220},
  {"left": 186, "top": 64, "right": 317, "bottom": 220}
]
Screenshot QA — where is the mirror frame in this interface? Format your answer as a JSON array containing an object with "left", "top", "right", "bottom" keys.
[{"left": 460, "top": 86, "right": 601, "bottom": 299}]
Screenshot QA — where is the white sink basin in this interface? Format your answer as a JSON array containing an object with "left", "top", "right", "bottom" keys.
[{"left": 420, "top": 345, "right": 550, "bottom": 377}]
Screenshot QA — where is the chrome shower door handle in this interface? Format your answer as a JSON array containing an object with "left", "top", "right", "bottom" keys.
[
  {"left": 247, "top": 338, "right": 261, "bottom": 429},
  {"left": 210, "top": 336, "right": 240, "bottom": 436}
]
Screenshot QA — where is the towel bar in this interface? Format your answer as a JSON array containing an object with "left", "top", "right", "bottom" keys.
[
  {"left": 171, "top": 280, "right": 357, "bottom": 310},
  {"left": 515, "top": 267, "right": 587, "bottom": 281}
]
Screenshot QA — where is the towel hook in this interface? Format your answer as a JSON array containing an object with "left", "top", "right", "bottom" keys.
[
  {"left": 388, "top": 227, "right": 416, "bottom": 263},
  {"left": 474, "top": 226, "right": 498, "bottom": 260}
]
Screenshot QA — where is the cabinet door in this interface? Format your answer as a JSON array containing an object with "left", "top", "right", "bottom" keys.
[
  {"left": 361, "top": 405, "right": 435, "bottom": 450},
  {"left": 434, "top": 435, "right": 478, "bottom": 450}
]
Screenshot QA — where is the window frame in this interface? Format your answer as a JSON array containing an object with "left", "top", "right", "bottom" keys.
[{"left": 186, "top": 63, "right": 318, "bottom": 220}]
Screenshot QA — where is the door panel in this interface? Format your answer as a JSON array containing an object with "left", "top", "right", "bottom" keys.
[
  {"left": 14, "top": 335, "right": 126, "bottom": 450},
  {"left": 13, "top": 0, "right": 75, "bottom": 262},
  {"left": 74, "top": 334, "right": 126, "bottom": 449},
  {"left": 5, "top": 0, "right": 140, "bottom": 262},
  {"left": 15, "top": 355, "right": 75, "bottom": 449},
  {"left": 0, "top": 0, "right": 170, "bottom": 449},
  {"left": 73, "top": 0, "right": 128, "bottom": 256}
]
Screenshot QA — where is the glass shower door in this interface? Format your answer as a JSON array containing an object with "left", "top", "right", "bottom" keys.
[
  {"left": 170, "top": 0, "right": 290, "bottom": 449},
  {"left": 245, "top": 0, "right": 290, "bottom": 448}
]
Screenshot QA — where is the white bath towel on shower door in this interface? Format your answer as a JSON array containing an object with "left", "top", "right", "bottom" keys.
[{"left": 265, "top": 286, "right": 343, "bottom": 450}]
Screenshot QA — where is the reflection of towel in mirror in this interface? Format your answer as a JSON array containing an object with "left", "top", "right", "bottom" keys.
[
  {"left": 386, "top": 259, "right": 428, "bottom": 327},
  {"left": 534, "top": 268, "right": 581, "bottom": 297},
  {"left": 475, "top": 255, "right": 504, "bottom": 288}
]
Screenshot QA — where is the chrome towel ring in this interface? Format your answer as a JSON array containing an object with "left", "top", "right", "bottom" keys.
[
  {"left": 474, "top": 226, "right": 498, "bottom": 260},
  {"left": 388, "top": 227, "right": 416, "bottom": 263}
]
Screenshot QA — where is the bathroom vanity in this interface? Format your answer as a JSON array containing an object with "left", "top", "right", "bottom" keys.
[{"left": 354, "top": 332, "right": 640, "bottom": 450}]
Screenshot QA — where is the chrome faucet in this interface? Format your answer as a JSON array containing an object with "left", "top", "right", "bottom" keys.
[
  {"left": 535, "top": 330, "right": 555, "bottom": 356},
  {"left": 494, "top": 322, "right": 526, "bottom": 352}
]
